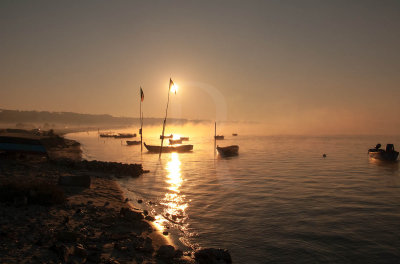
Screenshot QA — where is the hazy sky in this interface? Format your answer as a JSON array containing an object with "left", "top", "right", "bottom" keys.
[{"left": 1, "top": 1, "right": 399, "bottom": 134}]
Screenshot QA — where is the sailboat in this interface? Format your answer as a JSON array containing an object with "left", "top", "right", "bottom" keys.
[
  {"left": 144, "top": 142, "right": 193, "bottom": 153},
  {"left": 144, "top": 79, "right": 193, "bottom": 154}
]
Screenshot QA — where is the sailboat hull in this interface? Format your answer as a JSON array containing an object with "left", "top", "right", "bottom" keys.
[{"left": 144, "top": 143, "right": 193, "bottom": 153}]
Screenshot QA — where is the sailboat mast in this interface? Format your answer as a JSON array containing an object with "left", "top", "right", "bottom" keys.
[
  {"left": 140, "top": 91, "right": 143, "bottom": 152},
  {"left": 159, "top": 84, "right": 171, "bottom": 158}
]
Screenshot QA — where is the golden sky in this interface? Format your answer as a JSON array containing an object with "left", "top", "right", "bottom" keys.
[{"left": 1, "top": 1, "right": 399, "bottom": 134}]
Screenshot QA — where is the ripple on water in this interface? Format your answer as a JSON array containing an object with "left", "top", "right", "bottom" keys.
[{"left": 67, "top": 132, "right": 400, "bottom": 263}]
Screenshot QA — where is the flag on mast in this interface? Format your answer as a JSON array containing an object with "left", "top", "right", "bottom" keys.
[
  {"left": 140, "top": 87, "right": 144, "bottom": 102},
  {"left": 169, "top": 78, "right": 176, "bottom": 94}
]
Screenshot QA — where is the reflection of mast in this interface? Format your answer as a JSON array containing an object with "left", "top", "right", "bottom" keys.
[
  {"left": 160, "top": 78, "right": 175, "bottom": 158},
  {"left": 214, "top": 121, "right": 217, "bottom": 156}
]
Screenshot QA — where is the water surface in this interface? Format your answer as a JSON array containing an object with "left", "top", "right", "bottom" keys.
[{"left": 67, "top": 127, "right": 400, "bottom": 263}]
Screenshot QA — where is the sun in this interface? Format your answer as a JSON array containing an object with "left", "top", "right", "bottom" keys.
[{"left": 171, "top": 83, "right": 179, "bottom": 94}]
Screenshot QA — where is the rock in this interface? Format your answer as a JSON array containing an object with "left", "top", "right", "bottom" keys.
[
  {"left": 104, "top": 201, "right": 110, "bottom": 206},
  {"left": 143, "top": 210, "right": 148, "bottom": 216},
  {"left": 156, "top": 245, "right": 176, "bottom": 260},
  {"left": 163, "top": 231, "right": 169, "bottom": 236},
  {"left": 13, "top": 196, "right": 28, "bottom": 206},
  {"left": 58, "top": 175, "right": 91, "bottom": 188},
  {"left": 87, "top": 251, "right": 101, "bottom": 263},
  {"left": 194, "top": 248, "right": 232, "bottom": 264},
  {"left": 74, "top": 243, "right": 87, "bottom": 258},
  {"left": 50, "top": 243, "right": 74, "bottom": 262},
  {"left": 143, "top": 237, "right": 154, "bottom": 253},
  {"left": 145, "top": 215, "right": 155, "bottom": 222},
  {"left": 137, "top": 199, "right": 143, "bottom": 204},
  {"left": 105, "top": 257, "right": 120, "bottom": 264},
  {"left": 120, "top": 207, "right": 144, "bottom": 221},
  {"left": 56, "top": 231, "right": 79, "bottom": 243}
]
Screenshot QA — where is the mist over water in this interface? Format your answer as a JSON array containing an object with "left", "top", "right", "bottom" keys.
[{"left": 67, "top": 124, "right": 400, "bottom": 263}]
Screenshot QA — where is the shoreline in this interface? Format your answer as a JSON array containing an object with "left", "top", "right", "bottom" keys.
[
  {"left": 0, "top": 130, "right": 232, "bottom": 263},
  {"left": 0, "top": 131, "right": 193, "bottom": 264}
]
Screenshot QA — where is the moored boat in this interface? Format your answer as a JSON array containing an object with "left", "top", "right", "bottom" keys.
[
  {"left": 126, "top": 140, "right": 141, "bottom": 146},
  {"left": 169, "top": 138, "right": 183, "bottom": 145},
  {"left": 144, "top": 142, "right": 193, "bottom": 153},
  {"left": 99, "top": 133, "right": 115, "bottom": 138},
  {"left": 214, "top": 135, "right": 224, "bottom": 140},
  {"left": 217, "top": 145, "right": 239, "bottom": 157},
  {"left": 180, "top": 137, "right": 189, "bottom": 141},
  {"left": 232, "top": 133, "right": 238, "bottom": 136},
  {"left": 114, "top": 133, "right": 136, "bottom": 139},
  {"left": 368, "top": 143, "right": 399, "bottom": 161}
]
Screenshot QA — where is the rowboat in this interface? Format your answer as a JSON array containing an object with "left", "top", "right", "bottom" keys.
[
  {"left": 217, "top": 145, "right": 239, "bottom": 157},
  {"left": 114, "top": 133, "right": 136, "bottom": 139},
  {"left": 368, "top": 143, "right": 398, "bottom": 161},
  {"left": 99, "top": 133, "right": 115, "bottom": 138},
  {"left": 232, "top": 133, "right": 238, "bottom": 136},
  {"left": 126, "top": 140, "right": 141, "bottom": 146},
  {"left": 214, "top": 135, "right": 224, "bottom": 140},
  {"left": 180, "top": 137, "right": 189, "bottom": 141},
  {"left": 144, "top": 142, "right": 193, "bottom": 153},
  {"left": 169, "top": 139, "right": 183, "bottom": 145},
  {"left": 160, "top": 134, "right": 173, "bottom": 139}
]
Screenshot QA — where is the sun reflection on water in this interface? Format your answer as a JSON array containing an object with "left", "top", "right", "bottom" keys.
[{"left": 154, "top": 153, "right": 189, "bottom": 235}]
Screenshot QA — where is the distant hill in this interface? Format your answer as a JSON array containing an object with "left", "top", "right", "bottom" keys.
[{"left": 0, "top": 109, "right": 200, "bottom": 129}]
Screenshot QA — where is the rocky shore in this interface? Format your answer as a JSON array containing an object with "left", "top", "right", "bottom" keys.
[{"left": 0, "top": 131, "right": 232, "bottom": 264}]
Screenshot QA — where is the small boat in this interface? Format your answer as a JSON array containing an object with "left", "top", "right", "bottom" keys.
[
  {"left": 169, "top": 138, "right": 183, "bottom": 145},
  {"left": 99, "top": 133, "right": 115, "bottom": 138},
  {"left": 368, "top": 143, "right": 399, "bottom": 161},
  {"left": 160, "top": 134, "right": 173, "bottom": 139},
  {"left": 232, "top": 133, "right": 238, "bottom": 136},
  {"left": 114, "top": 133, "right": 136, "bottom": 139},
  {"left": 217, "top": 145, "right": 239, "bottom": 157},
  {"left": 144, "top": 142, "right": 193, "bottom": 153},
  {"left": 214, "top": 135, "right": 224, "bottom": 140},
  {"left": 180, "top": 137, "right": 189, "bottom": 141},
  {"left": 126, "top": 140, "right": 141, "bottom": 146}
]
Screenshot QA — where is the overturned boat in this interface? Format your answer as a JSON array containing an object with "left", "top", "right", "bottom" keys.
[
  {"left": 217, "top": 145, "right": 239, "bottom": 157},
  {"left": 368, "top": 143, "right": 399, "bottom": 161},
  {"left": 144, "top": 142, "right": 193, "bottom": 153}
]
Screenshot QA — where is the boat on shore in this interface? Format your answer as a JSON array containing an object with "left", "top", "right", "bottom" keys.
[
  {"left": 114, "top": 133, "right": 136, "bottom": 139},
  {"left": 217, "top": 145, "right": 239, "bottom": 157},
  {"left": 214, "top": 135, "right": 224, "bottom": 140},
  {"left": 160, "top": 134, "right": 173, "bottom": 139},
  {"left": 126, "top": 140, "right": 140, "bottom": 146},
  {"left": 169, "top": 138, "right": 183, "bottom": 145},
  {"left": 144, "top": 142, "right": 193, "bottom": 153},
  {"left": 368, "top": 143, "right": 399, "bottom": 161}
]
